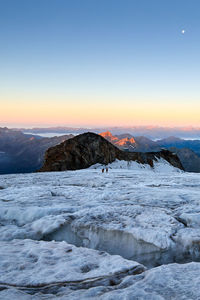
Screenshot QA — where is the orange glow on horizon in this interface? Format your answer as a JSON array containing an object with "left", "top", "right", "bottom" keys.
[{"left": 1, "top": 99, "right": 200, "bottom": 128}]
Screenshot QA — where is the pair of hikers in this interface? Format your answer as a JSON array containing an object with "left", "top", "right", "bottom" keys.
[{"left": 102, "top": 167, "right": 108, "bottom": 173}]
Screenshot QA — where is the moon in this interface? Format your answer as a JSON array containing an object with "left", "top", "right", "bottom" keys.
[{"left": 181, "top": 29, "right": 185, "bottom": 34}]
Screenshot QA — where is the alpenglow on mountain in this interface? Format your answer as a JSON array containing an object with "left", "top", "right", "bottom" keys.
[{"left": 39, "top": 132, "right": 183, "bottom": 172}]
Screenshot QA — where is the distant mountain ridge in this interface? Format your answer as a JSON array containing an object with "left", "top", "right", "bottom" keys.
[
  {"left": 1, "top": 127, "right": 200, "bottom": 174},
  {"left": 100, "top": 131, "right": 161, "bottom": 152},
  {"left": 16, "top": 126, "right": 200, "bottom": 139},
  {"left": 157, "top": 136, "right": 200, "bottom": 156},
  {"left": 169, "top": 147, "right": 200, "bottom": 173},
  {"left": 39, "top": 132, "right": 183, "bottom": 172},
  {"left": 100, "top": 131, "right": 137, "bottom": 149},
  {"left": 99, "top": 131, "right": 200, "bottom": 172},
  {"left": 0, "top": 127, "right": 73, "bottom": 174}
]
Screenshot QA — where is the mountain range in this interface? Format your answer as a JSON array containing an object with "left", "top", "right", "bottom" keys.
[
  {"left": 1, "top": 127, "right": 200, "bottom": 174},
  {"left": 39, "top": 132, "right": 183, "bottom": 172},
  {"left": 100, "top": 131, "right": 200, "bottom": 172},
  {"left": 0, "top": 127, "right": 73, "bottom": 174},
  {"left": 15, "top": 126, "right": 200, "bottom": 139}
]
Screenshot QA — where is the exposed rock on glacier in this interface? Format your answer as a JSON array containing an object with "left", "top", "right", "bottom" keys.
[{"left": 39, "top": 132, "right": 183, "bottom": 172}]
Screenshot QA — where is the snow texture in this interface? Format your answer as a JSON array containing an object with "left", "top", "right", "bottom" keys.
[
  {"left": 0, "top": 239, "right": 143, "bottom": 286},
  {"left": 0, "top": 162, "right": 200, "bottom": 298}
]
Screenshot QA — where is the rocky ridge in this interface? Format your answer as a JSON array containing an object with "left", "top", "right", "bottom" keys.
[{"left": 40, "top": 132, "right": 184, "bottom": 172}]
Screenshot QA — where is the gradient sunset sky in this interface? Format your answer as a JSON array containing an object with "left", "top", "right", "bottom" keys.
[{"left": 0, "top": 0, "right": 200, "bottom": 128}]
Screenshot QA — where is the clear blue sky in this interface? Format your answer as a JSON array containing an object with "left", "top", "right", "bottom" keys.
[{"left": 0, "top": 0, "right": 200, "bottom": 127}]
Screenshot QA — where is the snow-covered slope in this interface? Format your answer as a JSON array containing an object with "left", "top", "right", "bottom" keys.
[
  {"left": 0, "top": 167, "right": 200, "bottom": 299},
  {"left": 90, "top": 158, "right": 183, "bottom": 172}
]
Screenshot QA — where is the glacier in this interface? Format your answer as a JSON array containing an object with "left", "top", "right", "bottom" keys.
[{"left": 1, "top": 161, "right": 200, "bottom": 299}]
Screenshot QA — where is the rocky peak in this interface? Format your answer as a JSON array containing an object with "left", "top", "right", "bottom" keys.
[
  {"left": 100, "top": 131, "right": 118, "bottom": 142},
  {"left": 116, "top": 137, "right": 136, "bottom": 146},
  {"left": 39, "top": 132, "right": 184, "bottom": 172}
]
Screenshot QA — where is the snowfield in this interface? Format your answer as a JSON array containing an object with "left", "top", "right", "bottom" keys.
[{"left": 1, "top": 161, "right": 200, "bottom": 299}]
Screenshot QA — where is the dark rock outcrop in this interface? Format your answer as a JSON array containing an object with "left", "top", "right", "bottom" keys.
[{"left": 39, "top": 132, "right": 184, "bottom": 172}]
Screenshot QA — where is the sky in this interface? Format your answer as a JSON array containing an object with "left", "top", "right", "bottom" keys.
[{"left": 0, "top": 0, "right": 200, "bottom": 128}]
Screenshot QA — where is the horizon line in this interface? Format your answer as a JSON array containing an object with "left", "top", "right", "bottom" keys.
[{"left": 1, "top": 124, "right": 200, "bottom": 130}]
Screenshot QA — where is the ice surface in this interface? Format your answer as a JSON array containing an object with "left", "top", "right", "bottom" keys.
[
  {"left": 0, "top": 168, "right": 200, "bottom": 265},
  {"left": 0, "top": 164, "right": 200, "bottom": 298},
  {"left": 2, "top": 262, "right": 200, "bottom": 299},
  {"left": 0, "top": 239, "right": 144, "bottom": 286},
  {"left": 63, "top": 262, "right": 200, "bottom": 300}
]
